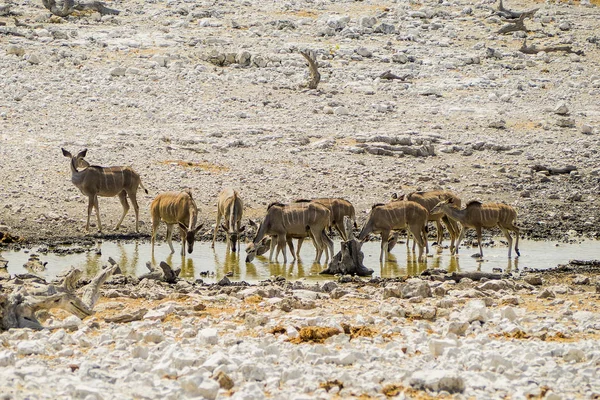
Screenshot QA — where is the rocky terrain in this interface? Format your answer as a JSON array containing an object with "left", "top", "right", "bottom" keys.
[
  {"left": 1, "top": 268, "right": 600, "bottom": 399},
  {"left": 0, "top": 0, "right": 599, "bottom": 244},
  {"left": 1, "top": 0, "right": 600, "bottom": 398}
]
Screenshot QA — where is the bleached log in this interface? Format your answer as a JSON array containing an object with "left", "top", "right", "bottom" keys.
[
  {"left": 41, "top": 0, "right": 120, "bottom": 18},
  {"left": 519, "top": 40, "right": 584, "bottom": 56}
]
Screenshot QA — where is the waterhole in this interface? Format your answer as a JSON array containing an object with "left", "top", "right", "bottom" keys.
[{"left": 1, "top": 239, "right": 598, "bottom": 283}]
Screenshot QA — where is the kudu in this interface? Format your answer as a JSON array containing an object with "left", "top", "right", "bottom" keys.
[
  {"left": 245, "top": 201, "right": 333, "bottom": 264},
  {"left": 62, "top": 148, "right": 148, "bottom": 233},
  {"left": 212, "top": 188, "right": 245, "bottom": 252},
  {"left": 294, "top": 198, "right": 357, "bottom": 241},
  {"left": 150, "top": 189, "right": 203, "bottom": 256},
  {"left": 358, "top": 201, "right": 429, "bottom": 262},
  {"left": 393, "top": 191, "right": 461, "bottom": 252},
  {"left": 430, "top": 198, "right": 520, "bottom": 258}
]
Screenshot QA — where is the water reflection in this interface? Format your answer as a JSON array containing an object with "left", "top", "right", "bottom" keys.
[{"left": 1, "top": 239, "right": 599, "bottom": 283}]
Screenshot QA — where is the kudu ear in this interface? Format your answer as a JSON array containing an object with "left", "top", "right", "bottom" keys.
[
  {"left": 61, "top": 148, "right": 72, "bottom": 158},
  {"left": 239, "top": 225, "right": 246, "bottom": 233},
  {"left": 178, "top": 222, "right": 189, "bottom": 231},
  {"left": 248, "top": 219, "right": 257, "bottom": 228},
  {"left": 194, "top": 224, "right": 204, "bottom": 234},
  {"left": 77, "top": 149, "right": 88, "bottom": 159},
  {"left": 447, "top": 198, "right": 454, "bottom": 204},
  {"left": 391, "top": 192, "right": 398, "bottom": 200}
]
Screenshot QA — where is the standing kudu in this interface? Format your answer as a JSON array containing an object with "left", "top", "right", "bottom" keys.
[
  {"left": 212, "top": 188, "right": 245, "bottom": 252},
  {"left": 245, "top": 202, "right": 333, "bottom": 264},
  {"left": 62, "top": 148, "right": 148, "bottom": 232},
  {"left": 358, "top": 201, "right": 429, "bottom": 262},
  {"left": 150, "top": 189, "right": 203, "bottom": 256},
  {"left": 295, "top": 198, "right": 357, "bottom": 241},
  {"left": 430, "top": 198, "right": 520, "bottom": 258},
  {"left": 394, "top": 191, "right": 461, "bottom": 252}
]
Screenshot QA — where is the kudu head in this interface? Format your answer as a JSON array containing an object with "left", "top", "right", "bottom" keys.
[
  {"left": 61, "top": 148, "right": 90, "bottom": 170},
  {"left": 431, "top": 198, "right": 454, "bottom": 215},
  {"left": 222, "top": 224, "right": 246, "bottom": 252},
  {"left": 245, "top": 219, "right": 264, "bottom": 262},
  {"left": 178, "top": 222, "right": 204, "bottom": 254}
]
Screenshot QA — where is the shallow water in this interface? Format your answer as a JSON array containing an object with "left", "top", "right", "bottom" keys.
[{"left": 1, "top": 239, "right": 598, "bottom": 283}]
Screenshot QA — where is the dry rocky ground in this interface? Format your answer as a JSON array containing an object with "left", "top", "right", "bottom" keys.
[{"left": 1, "top": 0, "right": 600, "bottom": 398}]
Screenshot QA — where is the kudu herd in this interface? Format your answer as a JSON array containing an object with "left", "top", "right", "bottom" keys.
[{"left": 62, "top": 148, "right": 522, "bottom": 264}]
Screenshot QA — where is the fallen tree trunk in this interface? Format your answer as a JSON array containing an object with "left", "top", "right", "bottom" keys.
[
  {"left": 519, "top": 40, "right": 584, "bottom": 56},
  {"left": 0, "top": 264, "right": 118, "bottom": 330},
  {"left": 41, "top": 0, "right": 120, "bottom": 17},
  {"left": 321, "top": 217, "right": 374, "bottom": 277},
  {"left": 494, "top": 0, "right": 538, "bottom": 20},
  {"left": 497, "top": 14, "right": 527, "bottom": 35},
  {"left": 139, "top": 261, "right": 180, "bottom": 283},
  {"left": 531, "top": 164, "right": 577, "bottom": 175}
]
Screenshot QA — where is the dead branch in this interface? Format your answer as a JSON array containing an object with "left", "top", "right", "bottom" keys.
[
  {"left": 421, "top": 270, "right": 503, "bottom": 282},
  {"left": 379, "top": 70, "right": 411, "bottom": 81},
  {"left": 139, "top": 261, "right": 180, "bottom": 283},
  {"left": 519, "top": 40, "right": 584, "bottom": 56},
  {"left": 0, "top": 264, "right": 117, "bottom": 330},
  {"left": 322, "top": 218, "right": 373, "bottom": 277},
  {"left": 41, "top": 0, "right": 120, "bottom": 17},
  {"left": 105, "top": 307, "right": 147, "bottom": 323},
  {"left": 495, "top": 0, "right": 538, "bottom": 20},
  {"left": 300, "top": 50, "right": 321, "bottom": 90},
  {"left": 0, "top": 27, "right": 26, "bottom": 37},
  {"left": 497, "top": 13, "right": 527, "bottom": 35},
  {"left": 531, "top": 164, "right": 577, "bottom": 175}
]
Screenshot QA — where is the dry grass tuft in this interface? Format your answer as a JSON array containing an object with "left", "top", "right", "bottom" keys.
[
  {"left": 269, "top": 326, "right": 287, "bottom": 335},
  {"left": 245, "top": 295, "right": 263, "bottom": 304},
  {"left": 319, "top": 379, "right": 344, "bottom": 392},
  {"left": 160, "top": 159, "right": 229, "bottom": 173},
  {"left": 341, "top": 323, "right": 378, "bottom": 339},
  {"left": 288, "top": 326, "right": 341, "bottom": 344}
]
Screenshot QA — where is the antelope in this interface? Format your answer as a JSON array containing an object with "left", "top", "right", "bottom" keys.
[
  {"left": 150, "top": 189, "right": 203, "bottom": 256},
  {"left": 394, "top": 191, "right": 462, "bottom": 252},
  {"left": 212, "top": 188, "right": 245, "bottom": 252},
  {"left": 245, "top": 201, "right": 333, "bottom": 264},
  {"left": 430, "top": 198, "right": 520, "bottom": 258},
  {"left": 358, "top": 201, "right": 429, "bottom": 262},
  {"left": 294, "top": 198, "right": 357, "bottom": 241},
  {"left": 62, "top": 148, "right": 148, "bottom": 233}
]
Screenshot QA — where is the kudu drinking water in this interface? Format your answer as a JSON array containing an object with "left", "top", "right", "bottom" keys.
[
  {"left": 393, "top": 191, "right": 461, "bottom": 252},
  {"left": 245, "top": 201, "right": 333, "bottom": 264},
  {"left": 212, "top": 188, "right": 245, "bottom": 252},
  {"left": 150, "top": 189, "right": 203, "bottom": 256},
  {"left": 358, "top": 201, "right": 429, "bottom": 262},
  {"left": 62, "top": 148, "right": 148, "bottom": 232},
  {"left": 430, "top": 198, "right": 521, "bottom": 258}
]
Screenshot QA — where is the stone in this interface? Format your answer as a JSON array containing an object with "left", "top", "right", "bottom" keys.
[
  {"left": 180, "top": 375, "right": 219, "bottom": 399},
  {"left": 524, "top": 275, "right": 543, "bottom": 285},
  {"left": 143, "top": 329, "right": 164, "bottom": 343},
  {"left": 198, "top": 328, "right": 219, "bottom": 345},
  {"left": 463, "top": 300, "right": 489, "bottom": 323},
  {"left": 554, "top": 103, "right": 569, "bottom": 115},
  {"left": 17, "top": 340, "right": 46, "bottom": 356},
  {"left": 500, "top": 306, "right": 518, "bottom": 322},
  {"left": 7, "top": 45, "right": 25, "bottom": 57},
  {"left": 429, "top": 338, "right": 458, "bottom": 357},
  {"left": 563, "top": 348, "right": 585, "bottom": 363},
  {"left": 27, "top": 54, "right": 41, "bottom": 65},
  {"left": 0, "top": 350, "right": 16, "bottom": 367},
  {"left": 110, "top": 67, "right": 127, "bottom": 77},
  {"left": 356, "top": 47, "right": 373, "bottom": 58},
  {"left": 572, "top": 275, "right": 590, "bottom": 285},
  {"left": 446, "top": 321, "right": 469, "bottom": 336},
  {"left": 556, "top": 118, "right": 575, "bottom": 128},
  {"left": 392, "top": 53, "right": 408, "bottom": 64},
  {"left": 581, "top": 124, "right": 594, "bottom": 134},
  {"left": 410, "top": 370, "right": 465, "bottom": 393},
  {"left": 401, "top": 279, "right": 432, "bottom": 299},
  {"left": 538, "top": 288, "right": 556, "bottom": 299},
  {"left": 215, "top": 371, "right": 234, "bottom": 390}
]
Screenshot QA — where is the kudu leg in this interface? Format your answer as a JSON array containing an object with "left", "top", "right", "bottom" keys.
[
  {"left": 86, "top": 196, "right": 94, "bottom": 231},
  {"left": 286, "top": 237, "right": 296, "bottom": 261},
  {"left": 166, "top": 224, "right": 175, "bottom": 254},
  {"left": 310, "top": 228, "right": 325, "bottom": 264},
  {"left": 410, "top": 224, "right": 425, "bottom": 262},
  {"left": 129, "top": 190, "right": 140, "bottom": 233},
  {"left": 454, "top": 227, "right": 467, "bottom": 255},
  {"left": 268, "top": 236, "right": 276, "bottom": 262},
  {"left": 277, "top": 235, "right": 287, "bottom": 263},
  {"left": 476, "top": 227, "right": 483, "bottom": 258},
  {"left": 211, "top": 212, "right": 221, "bottom": 249},
  {"left": 380, "top": 230, "right": 390, "bottom": 262},
  {"left": 499, "top": 226, "right": 513, "bottom": 258},
  {"left": 179, "top": 226, "right": 187, "bottom": 256},
  {"left": 115, "top": 191, "right": 130, "bottom": 231},
  {"left": 322, "top": 231, "right": 334, "bottom": 264},
  {"left": 93, "top": 195, "right": 102, "bottom": 232},
  {"left": 151, "top": 220, "right": 160, "bottom": 255},
  {"left": 435, "top": 220, "right": 444, "bottom": 246}
]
